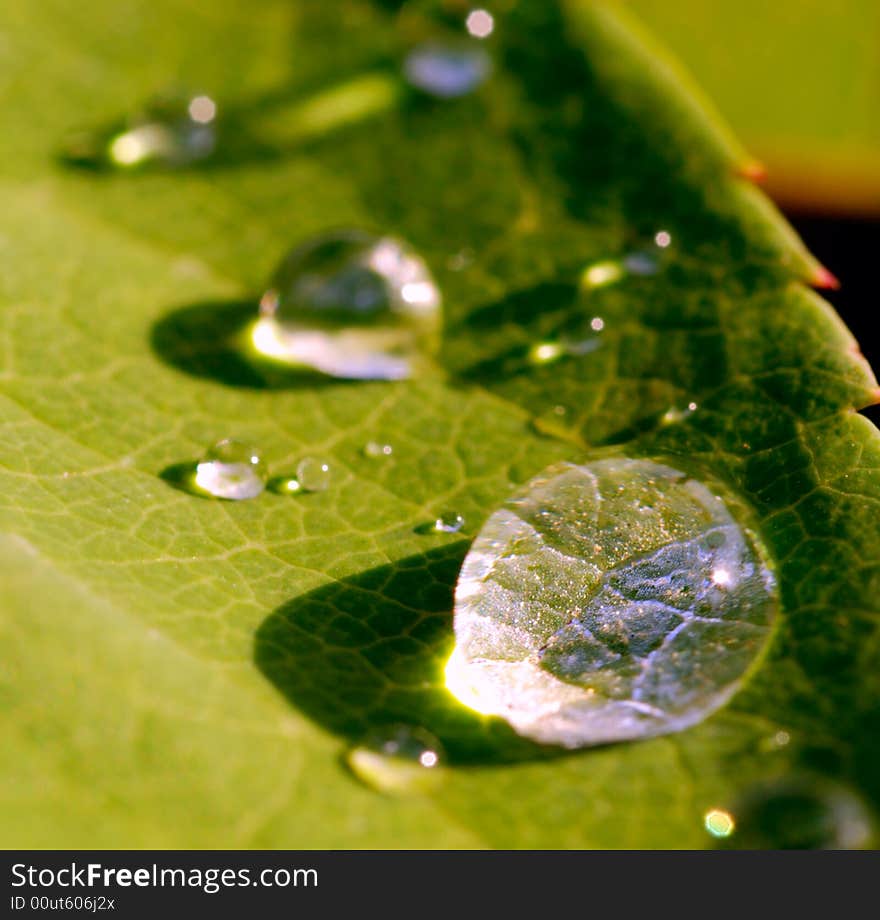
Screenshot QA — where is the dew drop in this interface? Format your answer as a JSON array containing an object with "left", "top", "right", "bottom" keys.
[
  {"left": 435, "top": 512, "right": 465, "bottom": 533},
  {"left": 704, "top": 809, "right": 736, "bottom": 839},
  {"left": 296, "top": 456, "right": 332, "bottom": 492},
  {"left": 718, "top": 779, "right": 874, "bottom": 849},
  {"left": 193, "top": 439, "right": 266, "bottom": 500},
  {"left": 346, "top": 725, "right": 445, "bottom": 796},
  {"left": 580, "top": 260, "right": 625, "bottom": 290},
  {"left": 447, "top": 458, "right": 778, "bottom": 748},
  {"left": 364, "top": 441, "right": 394, "bottom": 458},
  {"left": 61, "top": 94, "right": 218, "bottom": 170},
  {"left": 465, "top": 9, "right": 495, "bottom": 39},
  {"left": 403, "top": 41, "right": 492, "bottom": 98},
  {"left": 252, "top": 230, "right": 441, "bottom": 380}
]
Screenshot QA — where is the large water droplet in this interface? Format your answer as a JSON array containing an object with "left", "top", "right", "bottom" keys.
[
  {"left": 61, "top": 94, "right": 218, "bottom": 170},
  {"left": 346, "top": 725, "right": 445, "bottom": 795},
  {"left": 719, "top": 779, "right": 874, "bottom": 849},
  {"left": 403, "top": 41, "right": 491, "bottom": 98},
  {"left": 296, "top": 457, "right": 332, "bottom": 492},
  {"left": 251, "top": 230, "right": 442, "bottom": 380},
  {"left": 194, "top": 439, "right": 266, "bottom": 500},
  {"left": 447, "top": 458, "right": 778, "bottom": 748}
]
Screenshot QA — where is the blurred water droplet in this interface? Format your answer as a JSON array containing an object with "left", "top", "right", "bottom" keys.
[
  {"left": 581, "top": 260, "right": 625, "bottom": 290},
  {"left": 447, "top": 458, "right": 778, "bottom": 748},
  {"left": 404, "top": 41, "right": 491, "bottom": 98},
  {"left": 364, "top": 441, "right": 394, "bottom": 458},
  {"left": 529, "top": 342, "right": 566, "bottom": 366},
  {"left": 252, "top": 230, "right": 441, "bottom": 380},
  {"left": 465, "top": 8, "right": 495, "bottom": 39},
  {"left": 590, "top": 316, "right": 605, "bottom": 332},
  {"left": 346, "top": 725, "right": 445, "bottom": 795},
  {"left": 296, "top": 457, "right": 332, "bottom": 492},
  {"left": 704, "top": 809, "right": 736, "bottom": 839},
  {"left": 435, "top": 512, "right": 465, "bottom": 533},
  {"left": 61, "top": 94, "right": 218, "bottom": 170},
  {"left": 654, "top": 230, "right": 673, "bottom": 249},
  {"left": 719, "top": 779, "right": 874, "bottom": 849},
  {"left": 193, "top": 439, "right": 266, "bottom": 500}
]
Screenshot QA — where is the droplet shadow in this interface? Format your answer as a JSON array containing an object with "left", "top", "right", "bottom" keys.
[
  {"left": 254, "top": 542, "right": 565, "bottom": 765},
  {"left": 150, "top": 297, "right": 349, "bottom": 391}
]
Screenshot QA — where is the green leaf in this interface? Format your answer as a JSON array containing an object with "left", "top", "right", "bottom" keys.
[{"left": 1, "top": 0, "right": 878, "bottom": 848}]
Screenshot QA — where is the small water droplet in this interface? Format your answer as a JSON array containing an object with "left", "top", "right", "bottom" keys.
[
  {"left": 529, "top": 341, "right": 566, "bottom": 365},
  {"left": 296, "top": 456, "right": 332, "bottom": 492},
  {"left": 61, "top": 94, "right": 218, "bottom": 170},
  {"left": 435, "top": 512, "right": 465, "bottom": 533},
  {"left": 581, "top": 260, "right": 625, "bottom": 290},
  {"left": 465, "top": 8, "right": 495, "bottom": 39},
  {"left": 662, "top": 401, "right": 698, "bottom": 426},
  {"left": 654, "top": 230, "right": 673, "bottom": 249},
  {"left": 404, "top": 41, "right": 492, "bottom": 98},
  {"left": 704, "top": 808, "right": 736, "bottom": 839},
  {"left": 447, "top": 458, "right": 778, "bottom": 748},
  {"left": 364, "top": 441, "right": 394, "bottom": 458},
  {"left": 346, "top": 725, "right": 445, "bottom": 796},
  {"left": 719, "top": 779, "right": 874, "bottom": 849},
  {"left": 590, "top": 316, "right": 605, "bottom": 332},
  {"left": 252, "top": 230, "right": 441, "bottom": 380},
  {"left": 194, "top": 439, "right": 266, "bottom": 500}
]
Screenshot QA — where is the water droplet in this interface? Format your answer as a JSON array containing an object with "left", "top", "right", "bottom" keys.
[
  {"left": 528, "top": 335, "right": 601, "bottom": 366},
  {"left": 581, "top": 260, "right": 625, "bottom": 290},
  {"left": 529, "top": 342, "right": 566, "bottom": 365},
  {"left": 435, "top": 512, "right": 465, "bottom": 533},
  {"left": 590, "top": 317, "right": 605, "bottom": 332},
  {"left": 296, "top": 456, "right": 332, "bottom": 492},
  {"left": 447, "top": 458, "right": 778, "bottom": 748},
  {"left": 193, "top": 439, "right": 266, "bottom": 500},
  {"left": 704, "top": 809, "right": 736, "bottom": 838},
  {"left": 654, "top": 230, "right": 673, "bottom": 249},
  {"left": 404, "top": 41, "right": 492, "bottom": 98},
  {"left": 661, "top": 402, "right": 698, "bottom": 426},
  {"left": 61, "top": 94, "right": 218, "bottom": 170},
  {"left": 251, "top": 230, "right": 441, "bottom": 380},
  {"left": 465, "top": 8, "right": 495, "bottom": 39},
  {"left": 719, "top": 779, "right": 874, "bottom": 849},
  {"left": 346, "top": 725, "right": 445, "bottom": 796},
  {"left": 364, "top": 441, "right": 394, "bottom": 458}
]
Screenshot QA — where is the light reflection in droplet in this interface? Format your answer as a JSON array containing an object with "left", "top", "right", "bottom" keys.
[
  {"left": 590, "top": 317, "right": 605, "bottom": 332},
  {"left": 655, "top": 230, "right": 672, "bottom": 249}
]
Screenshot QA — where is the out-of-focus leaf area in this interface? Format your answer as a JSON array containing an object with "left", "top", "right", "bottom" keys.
[
  {"left": 0, "top": 0, "right": 878, "bottom": 849},
  {"left": 629, "top": 0, "right": 880, "bottom": 215}
]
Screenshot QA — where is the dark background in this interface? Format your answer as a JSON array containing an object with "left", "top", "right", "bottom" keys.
[{"left": 792, "top": 216, "right": 879, "bottom": 425}]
